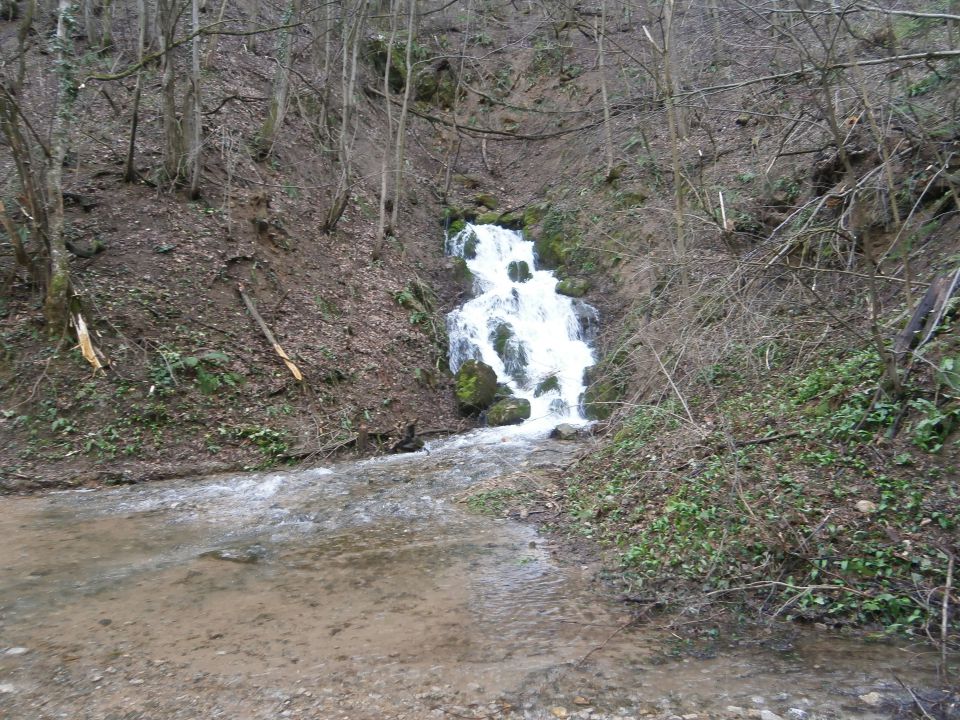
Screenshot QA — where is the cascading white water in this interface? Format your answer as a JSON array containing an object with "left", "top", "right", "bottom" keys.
[{"left": 446, "top": 223, "right": 598, "bottom": 429}]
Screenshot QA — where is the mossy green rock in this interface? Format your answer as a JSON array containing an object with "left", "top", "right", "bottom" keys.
[
  {"left": 534, "top": 230, "right": 575, "bottom": 268},
  {"left": 475, "top": 211, "right": 501, "bottom": 225},
  {"left": 580, "top": 366, "right": 624, "bottom": 420},
  {"left": 522, "top": 203, "right": 549, "bottom": 228},
  {"left": 462, "top": 229, "right": 479, "bottom": 259},
  {"left": 487, "top": 397, "right": 531, "bottom": 426},
  {"left": 473, "top": 193, "right": 499, "bottom": 210},
  {"left": 556, "top": 277, "right": 590, "bottom": 298},
  {"left": 450, "top": 257, "right": 474, "bottom": 292},
  {"left": 493, "top": 383, "right": 515, "bottom": 402},
  {"left": 534, "top": 375, "right": 560, "bottom": 397},
  {"left": 498, "top": 210, "right": 525, "bottom": 230},
  {"left": 365, "top": 35, "right": 408, "bottom": 93},
  {"left": 447, "top": 218, "right": 467, "bottom": 236},
  {"left": 492, "top": 322, "right": 513, "bottom": 357},
  {"left": 455, "top": 359, "right": 498, "bottom": 415},
  {"left": 507, "top": 260, "right": 532, "bottom": 283}
]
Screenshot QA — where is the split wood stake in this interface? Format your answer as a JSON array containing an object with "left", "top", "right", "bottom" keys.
[
  {"left": 72, "top": 312, "right": 106, "bottom": 372},
  {"left": 237, "top": 283, "right": 303, "bottom": 381}
]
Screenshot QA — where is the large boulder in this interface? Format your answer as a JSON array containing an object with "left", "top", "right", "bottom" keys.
[
  {"left": 487, "top": 398, "right": 531, "bottom": 426},
  {"left": 454, "top": 360, "right": 498, "bottom": 415}
]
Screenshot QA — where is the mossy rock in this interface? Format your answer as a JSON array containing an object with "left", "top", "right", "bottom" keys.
[
  {"left": 534, "top": 375, "right": 560, "bottom": 397},
  {"left": 534, "top": 230, "right": 576, "bottom": 268},
  {"left": 523, "top": 203, "right": 549, "bottom": 228},
  {"left": 475, "top": 211, "right": 501, "bottom": 225},
  {"left": 473, "top": 193, "right": 499, "bottom": 210},
  {"left": 498, "top": 210, "right": 525, "bottom": 230},
  {"left": 455, "top": 359, "right": 498, "bottom": 415},
  {"left": 616, "top": 189, "right": 648, "bottom": 208},
  {"left": 556, "top": 277, "right": 590, "bottom": 298},
  {"left": 487, "top": 397, "right": 531, "bottom": 426},
  {"left": 441, "top": 205, "right": 478, "bottom": 225},
  {"left": 447, "top": 218, "right": 467, "bottom": 236},
  {"left": 580, "top": 365, "right": 624, "bottom": 420},
  {"left": 365, "top": 35, "right": 408, "bottom": 93},
  {"left": 414, "top": 69, "right": 439, "bottom": 100},
  {"left": 450, "top": 257, "right": 474, "bottom": 292},
  {"left": 462, "top": 229, "right": 479, "bottom": 259},
  {"left": 491, "top": 322, "right": 513, "bottom": 357},
  {"left": 507, "top": 260, "right": 532, "bottom": 283},
  {"left": 490, "top": 327, "right": 528, "bottom": 384},
  {"left": 535, "top": 207, "right": 580, "bottom": 269},
  {"left": 493, "top": 383, "right": 515, "bottom": 402}
]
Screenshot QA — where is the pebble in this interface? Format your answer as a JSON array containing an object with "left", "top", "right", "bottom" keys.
[
  {"left": 5, "top": 647, "right": 29, "bottom": 655},
  {"left": 760, "top": 711, "right": 785, "bottom": 720},
  {"left": 0, "top": 683, "right": 16, "bottom": 693},
  {"left": 785, "top": 709, "right": 808, "bottom": 720},
  {"left": 858, "top": 692, "right": 883, "bottom": 706}
]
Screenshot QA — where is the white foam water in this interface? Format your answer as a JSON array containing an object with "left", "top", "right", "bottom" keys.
[{"left": 446, "top": 223, "right": 597, "bottom": 431}]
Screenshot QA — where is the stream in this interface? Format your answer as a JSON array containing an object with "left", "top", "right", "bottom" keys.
[
  {"left": 0, "top": 432, "right": 947, "bottom": 719},
  {"left": 0, "top": 226, "right": 949, "bottom": 719}
]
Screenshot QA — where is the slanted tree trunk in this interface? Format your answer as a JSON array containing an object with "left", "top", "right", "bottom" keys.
[
  {"left": 390, "top": 0, "right": 415, "bottom": 231},
  {"left": 45, "top": 0, "right": 79, "bottom": 335}
]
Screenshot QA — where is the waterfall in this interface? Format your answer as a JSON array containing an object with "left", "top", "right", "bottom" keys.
[{"left": 446, "top": 223, "right": 598, "bottom": 428}]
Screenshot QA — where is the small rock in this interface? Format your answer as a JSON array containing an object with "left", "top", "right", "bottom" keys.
[
  {"left": 760, "top": 711, "right": 785, "bottom": 720},
  {"left": 786, "top": 709, "right": 809, "bottom": 720},
  {"left": 574, "top": 697, "right": 591, "bottom": 706},
  {"left": 4, "top": 647, "right": 28, "bottom": 656},
  {"left": 551, "top": 708, "right": 569, "bottom": 718},
  {"left": 129, "top": 678, "right": 144, "bottom": 685},
  {"left": 855, "top": 500, "right": 877, "bottom": 513},
  {"left": 0, "top": 684, "right": 16, "bottom": 694},
  {"left": 550, "top": 423, "right": 579, "bottom": 440},
  {"left": 859, "top": 692, "right": 883, "bottom": 707},
  {"left": 725, "top": 707, "right": 746, "bottom": 717}
]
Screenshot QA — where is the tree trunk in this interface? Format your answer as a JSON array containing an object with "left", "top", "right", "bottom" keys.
[
  {"left": 390, "top": 0, "right": 416, "bottom": 230},
  {"left": 44, "top": 0, "right": 78, "bottom": 335},
  {"left": 374, "top": 0, "right": 399, "bottom": 255},
  {"left": 124, "top": 0, "right": 147, "bottom": 183},
  {"left": 184, "top": 0, "right": 202, "bottom": 197},
  {"left": 258, "top": 0, "right": 298, "bottom": 156},
  {"left": 158, "top": 0, "right": 183, "bottom": 184}
]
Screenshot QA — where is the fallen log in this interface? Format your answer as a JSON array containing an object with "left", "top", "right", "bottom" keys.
[{"left": 237, "top": 283, "right": 303, "bottom": 381}]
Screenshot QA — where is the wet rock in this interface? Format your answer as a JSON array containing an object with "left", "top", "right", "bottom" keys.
[
  {"left": 507, "top": 260, "right": 532, "bottom": 283},
  {"left": 535, "top": 375, "right": 560, "bottom": 397},
  {"left": 4, "top": 647, "right": 29, "bottom": 655},
  {"left": 449, "top": 257, "right": 474, "bottom": 294},
  {"left": 199, "top": 544, "right": 267, "bottom": 564},
  {"left": 760, "top": 711, "right": 785, "bottom": 720},
  {"left": 462, "top": 229, "right": 480, "bottom": 259},
  {"left": 550, "top": 424, "right": 579, "bottom": 440},
  {"left": 0, "top": 684, "right": 16, "bottom": 694},
  {"left": 858, "top": 692, "right": 883, "bottom": 707},
  {"left": 523, "top": 202, "right": 549, "bottom": 228},
  {"left": 785, "top": 709, "right": 809, "bottom": 720},
  {"left": 454, "top": 360, "right": 498, "bottom": 415},
  {"left": 475, "top": 211, "right": 501, "bottom": 225},
  {"left": 490, "top": 323, "right": 528, "bottom": 384},
  {"left": 581, "top": 366, "right": 624, "bottom": 421},
  {"left": 556, "top": 277, "right": 590, "bottom": 298},
  {"left": 498, "top": 210, "right": 525, "bottom": 230},
  {"left": 487, "top": 398, "right": 531, "bottom": 426}
]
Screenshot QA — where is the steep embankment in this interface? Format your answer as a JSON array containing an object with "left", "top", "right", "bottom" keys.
[
  {"left": 427, "top": 1, "right": 959, "bottom": 645},
  {"left": 0, "top": 3, "right": 478, "bottom": 490}
]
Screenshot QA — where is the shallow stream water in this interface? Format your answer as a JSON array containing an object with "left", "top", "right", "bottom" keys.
[{"left": 0, "top": 429, "right": 947, "bottom": 720}]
